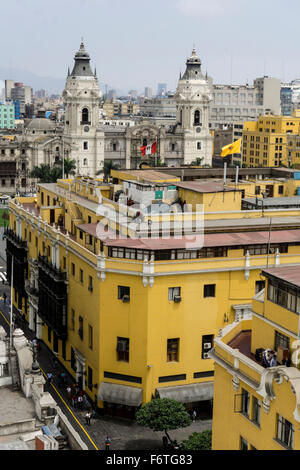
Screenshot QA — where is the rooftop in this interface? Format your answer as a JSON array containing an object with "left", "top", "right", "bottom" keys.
[
  {"left": 262, "top": 265, "right": 300, "bottom": 289},
  {"left": 104, "top": 228, "right": 300, "bottom": 250},
  {"left": 175, "top": 181, "right": 241, "bottom": 194},
  {"left": 244, "top": 197, "right": 300, "bottom": 207}
]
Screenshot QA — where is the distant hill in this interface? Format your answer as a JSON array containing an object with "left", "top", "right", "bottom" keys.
[
  {"left": 0, "top": 66, "right": 134, "bottom": 97},
  {"left": 0, "top": 67, "right": 66, "bottom": 95}
]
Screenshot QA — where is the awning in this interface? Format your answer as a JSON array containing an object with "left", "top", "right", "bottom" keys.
[
  {"left": 157, "top": 382, "right": 214, "bottom": 403},
  {"left": 97, "top": 382, "right": 143, "bottom": 407}
]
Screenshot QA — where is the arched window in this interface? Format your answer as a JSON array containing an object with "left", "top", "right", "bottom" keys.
[
  {"left": 83, "top": 158, "right": 88, "bottom": 166},
  {"left": 82, "top": 108, "right": 89, "bottom": 124},
  {"left": 194, "top": 110, "right": 200, "bottom": 126}
]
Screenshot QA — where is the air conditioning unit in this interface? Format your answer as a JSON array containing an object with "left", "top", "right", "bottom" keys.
[
  {"left": 203, "top": 352, "right": 210, "bottom": 359},
  {"left": 203, "top": 342, "right": 212, "bottom": 350},
  {"left": 173, "top": 295, "right": 182, "bottom": 303},
  {"left": 122, "top": 295, "right": 130, "bottom": 303}
]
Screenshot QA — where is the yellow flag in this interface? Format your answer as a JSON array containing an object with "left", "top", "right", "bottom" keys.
[{"left": 221, "top": 138, "right": 241, "bottom": 157}]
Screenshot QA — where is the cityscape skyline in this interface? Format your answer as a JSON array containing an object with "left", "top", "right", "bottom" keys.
[{"left": 1, "top": 0, "right": 300, "bottom": 95}]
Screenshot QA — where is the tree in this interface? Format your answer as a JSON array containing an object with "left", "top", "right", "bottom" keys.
[
  {"left": 30, "top": 164, "right": 54, "bottom": 183},
  {"left": 181, "top": 430, "right": 212, "bottom": 450},
  {"left": 190, "top": 157, "right": 203, "bottom": 166},
  {"left": 58, "top": 157, "right": 76, "bottom": 178},
  {"left": 135, "top": 398, "right": 191, "bottom": 443},
  {"left": 30, "top": 164, "right": 63, "bottom": 183},
  {"left": 96, "top": 160, "right": 119, "bottom": 179}
]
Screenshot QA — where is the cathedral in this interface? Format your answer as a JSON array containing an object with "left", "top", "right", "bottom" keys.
[{"left": 0, "top": 42, "right": 213, "bottom": 190}]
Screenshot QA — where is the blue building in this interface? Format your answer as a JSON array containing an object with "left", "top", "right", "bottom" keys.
[
  {"left": 13, "top": 100, "right": 20, "bottom": 119},
  {"left": 281, "top": 86, "right": 293, "bottom": 116}
]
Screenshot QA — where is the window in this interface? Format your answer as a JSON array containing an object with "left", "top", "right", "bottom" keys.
[
  {"left": 118, "top": 285, "right": 130, "bottom": 301},
  {"left": 63, "top": 257, "right": 66, "bottom": 270},
  {"left": 194, "top": 110, "right": 200, "bottom": 125},
  {"left": 88, "top": 275, "right": 93, "bottom": 292},
  {"left": 276, "top": 415, "right": 294, "bottom": 449},
  {"left": 167, "top": 338, "right": 179, "bottom": 362},
  {"left": 252, "top": 396, "right": 261, "bottom": 426},
  {"left": 274, "top": 330, "right": 290, "bottom": 351},
  {"left": 78, "top": 316, "right": 83, "bottom": 340},
  {"left": 88, "top": 366, "right": 93, "bottom": 391},
  {"left": 202, "top": 335, "right": 214, "bottom": 359},
  {"left": 88, "top": 324, "right": 93, "bottom": 350},
  {"left": 83, "top": 141, "right": 88, "bottom": 150},
  {"left": 197, "top": 142, "right": 201, "bottom": 150},
  {"left": 80, "top": 269, "right": 83, "bottom": 283},
  {"left": 71, "top": 347, "right": 76, "bottom": 371},
  {"left": 255, "top": 186, "right": 260, "bottom": 195},
  {"left": 88, "top": 216, "right": 91, "bottom": 224},
  {"left": 48, "top": 326, "right": 52, "bottom": 343},
  {"left": 204, "top": 284, "right": 216, "bottom": 298},
  {"left": 117, "top": 337, "right": 129, "bottom": 362},
  {"left": 240, "top": 436, "right": 248, "bottom": 451},
  {"left": 241, "top": 388, "right": 250, "bottom": 417},
  {"left": 79, "top": 230, "right": 83, "bottom": 240},
  {"left": 71, "top": 263, "right": 75, "bottom": 276},
  {"left": 82, "top": 107, "right": 89, "bottom": 124},
  {"left": 168, "top": 287, "right": 181, "bottom": 301},
  {"left": 278, "top": 185, "right": 284, "bottom": 195},
  {"left": 71, "top": 309, "right": 75, "bottom": 331},
  {"left": 255, "top": 280, "right": 265, "bottom": 294}
]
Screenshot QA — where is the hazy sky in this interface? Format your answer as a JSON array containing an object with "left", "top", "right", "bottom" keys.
[{"left": 1, "top": 0, "right": 300, "bottom": 94}]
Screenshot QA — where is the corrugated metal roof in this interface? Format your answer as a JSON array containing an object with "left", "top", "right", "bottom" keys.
[
  {"left": 176, "top": 181, "right": 241, "bottom": 194},
  {"left": 262, "top": 266, "right": 300, "bottom": 288},
  {"left": 104, "top": 229, "right": 300, "bottom": 250}
]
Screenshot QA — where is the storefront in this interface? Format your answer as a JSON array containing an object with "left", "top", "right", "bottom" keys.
[
  {"left": 98, "top": 382, "right": 143, "bottom": 419},
  {"left": 156, "top": 382, "right": 214, "bottom": 418}
]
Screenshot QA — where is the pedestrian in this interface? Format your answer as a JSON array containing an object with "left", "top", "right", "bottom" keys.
[
  {"left": 60, "top": 371, "right": 67, "bottom": 385},
  {"left": 71, "top": 394, "right": 77, "bottom": 408},
  {"left": 3, "top": 292, "right": 7, "bottom": 305},
  {"left": 77, "top": 394, "right": 83, "bottom": 410},
  {"left": 85, "top": 410, "right": 91, "bottom": 425},
  {"left": 105, "top": 436, "right": 111, "bottom": 451},
  {"left": 66, "top": 386, "right": 72, "bottom": 401},
  {"left": 270, "top": 352, "right": 277, "bottom": 367},
  {"left": 192, "top": 410, "right": 197, "bottom": 422},
  {"left": 46, "top": 372, "right": 53, "bottom": 386}
]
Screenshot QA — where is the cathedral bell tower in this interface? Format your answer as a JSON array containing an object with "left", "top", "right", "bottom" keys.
[
  {"left": 62, "top": 41, "right": 104, "bottom": 177},
  {"left": 175, "top": 48, "right": 213, "bottom": 166}
]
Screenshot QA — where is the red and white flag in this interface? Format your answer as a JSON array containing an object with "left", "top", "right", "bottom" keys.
[{"left": 140, "top": 141, "right": 157, "bottom": 156}]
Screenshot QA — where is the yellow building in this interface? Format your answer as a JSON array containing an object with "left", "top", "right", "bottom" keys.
[
  {"left": 242, "top": 114, "right": 300, "bottom": 168},
  {"left": 6, "top": 175, "right": 300, "bottom": 419},
  {"left": 102, "top": 100, "right": 139, "bottom": 119},
  {"left": 211, "top": 265, "right": 300, "bottom": 450}
]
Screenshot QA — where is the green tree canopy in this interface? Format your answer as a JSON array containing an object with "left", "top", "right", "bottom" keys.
[
  {"left": 181, "top": 430, "right": 212, "bottom": 450},
  {"left": 58, "top": 157, "right": 77, "bottom": 178},
  {"left": 135, "top": 398, "right": 191, "bottom": 442},
  {"left": 96, "top": 160, "right": 119, "bottom": 179}
]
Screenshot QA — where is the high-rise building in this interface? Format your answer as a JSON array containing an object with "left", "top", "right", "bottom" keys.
[
  {"left": 4, "top": 79, "right": 14, "bottom": 101},
  {"left": 281, "top": 85, "right": 293, "bottom": 116},
  {"left": 210, "top": 76, "right": 281, "bottom": 128},
  {"left": 157, "top": 83, "right": 167, "bottom": 97},
  {"left": 10, "top": 82, "right": 33, "bottom": 116},
  {"left": 0, "top": 103, "right": 15, "bottom": 128},
  {"left": 144, "top": 87, "right": 152, "bottom": 99}
]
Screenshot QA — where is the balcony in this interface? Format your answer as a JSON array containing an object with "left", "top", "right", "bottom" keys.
[{"left": 38, "top": 256, "right": 68, "bottom": 339}]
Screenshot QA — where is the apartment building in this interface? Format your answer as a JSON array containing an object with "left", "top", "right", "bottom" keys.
[
  {"left": 6, "top": 171, "right": 300, "bottom": 418},
  {"left": 242, "top": 114, "right": 300, "bottom": 168},
  {"left": 210, "top": 265, "right": 300, "bottom": 450}
]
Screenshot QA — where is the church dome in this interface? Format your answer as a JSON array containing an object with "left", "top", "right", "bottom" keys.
[{"left": 27, "top": 118, "right": 55, "bottom": 131}]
